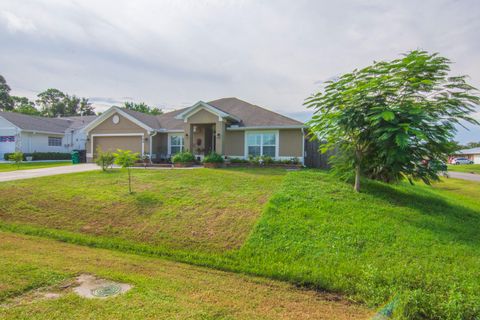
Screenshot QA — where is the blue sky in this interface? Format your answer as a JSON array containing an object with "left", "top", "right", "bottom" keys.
[{"left": 1, "top": 0, "right": 479, "bottom": 143}]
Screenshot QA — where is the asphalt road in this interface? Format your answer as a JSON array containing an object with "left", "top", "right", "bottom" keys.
[{"left": 447, "top": 171, "right": 480, "bottom": 182}]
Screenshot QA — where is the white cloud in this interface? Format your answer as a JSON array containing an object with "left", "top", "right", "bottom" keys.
[
  {"left": 0, "top": 0, "right": 479, "bottom": 141},
  {"left": 0, "top": 10, "right": 36, "bottom": 33}
]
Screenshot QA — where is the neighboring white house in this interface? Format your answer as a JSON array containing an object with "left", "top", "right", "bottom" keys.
[
  {"left": 0, "top": 111, "right": 96, "bottom": 159},
  {"left": 452, "top": 147, "right": 480, "bottom": 164}
]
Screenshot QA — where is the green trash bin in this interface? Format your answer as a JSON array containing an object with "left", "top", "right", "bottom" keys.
[{"left": 71, "top": 151, "right": 80, "bottom": 164}]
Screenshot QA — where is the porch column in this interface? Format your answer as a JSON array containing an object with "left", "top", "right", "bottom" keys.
[
  {"left": 215, "top": 120, "right": 225, "bottom": 155},
  {"left": 183, "top": 123, "right": 192, "bottom": 152}
]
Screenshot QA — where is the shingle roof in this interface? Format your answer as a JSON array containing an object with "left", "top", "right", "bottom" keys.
[
  {"left": 0, "top": 111, "right": 96, "bottom": 134},
  {"left": 207, "top": 97, "right": 303, "bottom": 127},
  {"left": 152, "top": 97, "right": 303, "bottom": 130},
  {"left": 457, "top": 147, "right": 480, "bottom": 155},
  {"left": 120, "top": 108, "right": 161, "bottom": 129}
]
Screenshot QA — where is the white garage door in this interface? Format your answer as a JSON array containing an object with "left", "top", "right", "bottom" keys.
[
  {"left": 93, "top": 136, "right": 143, "bottom": 157},
  {"left": 0, "top": 135, "right": 16, "bottom": 160}
]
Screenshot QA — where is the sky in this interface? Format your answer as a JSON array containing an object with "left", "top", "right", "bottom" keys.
[{"left": 1, "top": 0, "right": 479, "bottom": 143}]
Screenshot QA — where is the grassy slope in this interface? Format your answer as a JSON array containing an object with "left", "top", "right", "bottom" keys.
[
  {"left": 1, "top": 168, "right": 479, "bottom": 318},
  {"left": 0, "top": 168, "right": 284, "bottom": 252},
  {"left": 0, "top": 162, "right": 71, "bottom": 172},
  {"left": 239, "top": 171, "right": 480, "bottom": 319},
  {"left": 447, "top": 164, "right": 480, "bottom": 174},
  {"left": 0, "top": 232, "right": 372, "bottom": 320}
]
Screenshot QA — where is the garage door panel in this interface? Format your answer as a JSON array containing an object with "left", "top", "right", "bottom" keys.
[{"left": 93, "top": 136, "right": 142, "bottom": 155}]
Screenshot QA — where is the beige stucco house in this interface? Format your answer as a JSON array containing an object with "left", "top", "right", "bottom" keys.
[{"left": 84, "top": 98, "right": 305, "bottom": 163}]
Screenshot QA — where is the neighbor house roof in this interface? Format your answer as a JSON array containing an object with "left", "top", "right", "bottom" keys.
[
  {"left": 0, "top": 111, "right": 97, "bottom": 134},
  {"left": 456, "top": 147, "right": 480, "bottom": 155},
  {"left": 154, "top": 97, "right": 303, "bottom": 130}
]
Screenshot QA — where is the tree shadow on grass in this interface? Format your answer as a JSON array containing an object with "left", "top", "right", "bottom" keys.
[{"left": 362, "top": 180, "right": 480, "bottom": 248}]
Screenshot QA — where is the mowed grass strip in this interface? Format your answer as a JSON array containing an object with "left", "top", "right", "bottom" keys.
[
  {"left": 0, "top": 162, "right": 71, "bottom": 172},
  {"left": 0, "top": 232, "right": 372, "bottom": 320},
  {"left": 238, "top": 171, "right": 480, "bottom": 319},
  {"left": 447, "top": 164, "right": 480, "bottom": 174},
  {"left": 0, "top": 168, "right": 285, "bottom": 252}
]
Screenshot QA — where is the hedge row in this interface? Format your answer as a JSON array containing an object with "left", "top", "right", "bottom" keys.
[{"left": 3, "top": 152, "right": 71, "bottom": 161}]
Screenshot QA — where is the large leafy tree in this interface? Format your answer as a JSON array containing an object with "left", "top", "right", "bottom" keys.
[
  {"left": 37, "top": 88, "right": 67, "bottom": 117},
  {"left": 0, "top": 75, "right": 13, "bottom": 111},
  {"left": 124, "top": 102, "right": 163, "bottom": 115},
  {"left": 37, "top": 89, "right": 95, "bottom": 117},
  {"left": 306, "top": 50, "right": 479, "bottom": 192},
  {"left": 11, "top": 96, "right": 41, "bottom": 116}
]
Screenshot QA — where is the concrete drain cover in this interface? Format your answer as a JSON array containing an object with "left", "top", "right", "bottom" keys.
[
  {"left": 73, "top": 274, "right": 132, "bottom": 299},
  {"left": 91, "top": 284, "right": 122, "bottom": 297}
]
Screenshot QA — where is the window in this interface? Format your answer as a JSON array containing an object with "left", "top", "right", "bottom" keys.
[
  {"left": 0, "top": 136, "right": 15, "bottom": 142},
  {"left": 246, "top": 132, "right": 277, "bottom": 158},
  {"left": 48, "top": 137, "right": 62, "bottom": 147},
  {"left": 169, "top": 134, "right": 184, "bottom": 155}
]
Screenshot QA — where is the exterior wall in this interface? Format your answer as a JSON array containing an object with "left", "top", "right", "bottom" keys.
[
  {"left": 0, "top": 117, "right": 18, "bottom": 158},
  {"left": 187, "top": 109, "right": 218, "bottom": 124},
  {"left": 227, "top": 128, "right": 304, "bottom": 162},
  {"left": 89, "top": 112, "right": 148, "bottom": 135},
  {"left": 20, "top": 132, "right": 67, "bottom": 154},
  {"left": 279, "top": 129, "right": 303, "bottom": 157},
  {"left": 474, "top": 154, "right": 480, "bottom": 164},
  {"left": 224, "top": 130, "right": 244, "bottom": 157},
  {"left": 87, "top": 112, "right": 149, "bottom": 161}
]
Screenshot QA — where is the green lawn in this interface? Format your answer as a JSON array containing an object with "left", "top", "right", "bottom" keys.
[
  {"left": 0, "top": 162, "right": 71, "bottom": 172},
  {"left": 0, "top": 232, "right": 371, "bottom": 319},
  {"left": 448, "top": 164, "right": 480, "bottom": 174},
  {"left": 0, "top": 168, "right": 285, "bottom": 252},
  {"left": 1, "top": 168, "right": 479, "bottom": 319}
]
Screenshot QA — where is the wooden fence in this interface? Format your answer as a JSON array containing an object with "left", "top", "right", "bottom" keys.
[{"left": 304, "top": 139, "right": 333, "bottom": 169}]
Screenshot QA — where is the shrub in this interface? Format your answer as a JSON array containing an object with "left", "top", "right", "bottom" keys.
[
  {"left": 260, "top": 155, "right": 274, "bottom": 165},
  {"left": 203, "top": 152, "right": 224, "bottom": 163},
  {"left": 8, "top": 151, "right": 23, "bottom": 168},
  {"left": 248, "top": 155, "right": 261, "bottom": 165},
  {"left": 94, "top": 147, "right": 114, "bottom": 171},
  {"left": 229, "top": 158, "right": 249, "bottom": 163},
  {"left": 172, "top": 151, "right": 195, "bottom": 163},
  {"left": 4, "top": 152, "right": 71, "bottom": 161}
]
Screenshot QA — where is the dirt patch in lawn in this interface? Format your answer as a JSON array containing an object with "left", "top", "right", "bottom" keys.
[
  {"left": 1, "top": 274, "right": 132, "bottom": 308},
  {"left": 73, "top": 274, "right": 132, "bottom": 298}
]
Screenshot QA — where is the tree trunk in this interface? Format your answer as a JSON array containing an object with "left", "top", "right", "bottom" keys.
[
  {"left": 128, "top": 167, "right": 132, "bottom": 194},
  {"left": 354, "top": 164, "right": 361, "bottom": 192}
]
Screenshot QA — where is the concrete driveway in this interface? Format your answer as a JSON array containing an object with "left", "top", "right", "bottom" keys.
[
  {"left": 0, "top": 164, "right": 100, "bottom": 182},
  {"left": 448, "top": 171, "right": 480, "bottom": 182}
]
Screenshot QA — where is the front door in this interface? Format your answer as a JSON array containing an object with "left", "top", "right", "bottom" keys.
[{"left": 204, "top": 125, "right": 214, "bottom": 154}]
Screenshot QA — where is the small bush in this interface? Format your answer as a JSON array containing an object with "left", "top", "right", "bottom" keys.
[
  {"left": 229, "top": 158, "right": 249, "bottom": 163},
  {"left": 260, "top": 155, "right": 274, "bottom": 165},
  {"left": 8, "top": 151, "right": 23, "bottom": 168},
  {"left": 4, "top": 152, "right": 71, "bottom": 161},
  {"left": 172, "top": 151, "right": 195, "bottom": 163},
  {"left": 94, "top": 147, "right": 115, "bottom": 171},
  {"left": 203, "top": 152, "right": 224, "bottom": 163}
]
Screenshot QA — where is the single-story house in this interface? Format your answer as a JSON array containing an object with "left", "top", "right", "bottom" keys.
[
  {"left": 84, "top": 97, "right": 306, "bottom": 163},
  {"left": 451, "top": 147, "right": 480, "bottom": 164},
  {"left": 0, "top": 111, "right": 96, "bottom": 159}
]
